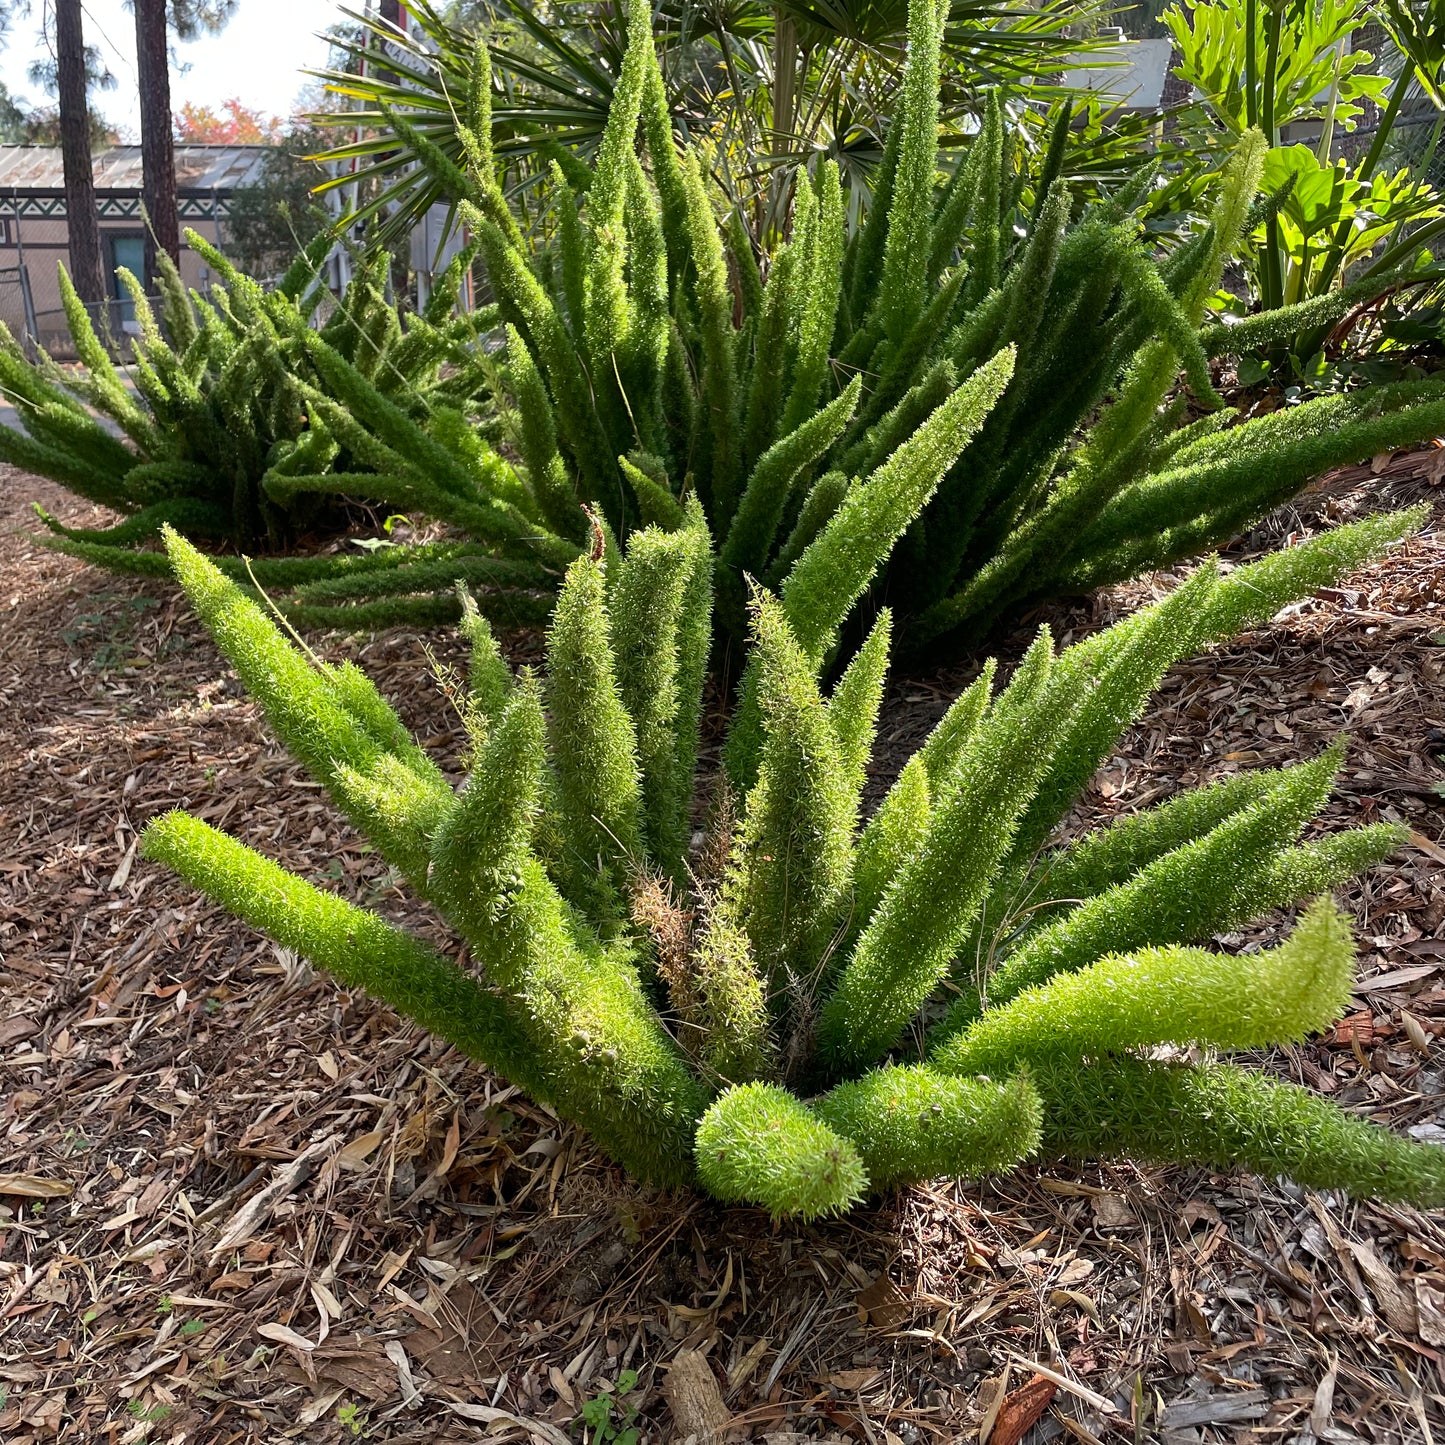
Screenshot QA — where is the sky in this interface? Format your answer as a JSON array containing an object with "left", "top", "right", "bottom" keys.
[{"left": 0, "top": 0, "right": 352, "bottom": 140}]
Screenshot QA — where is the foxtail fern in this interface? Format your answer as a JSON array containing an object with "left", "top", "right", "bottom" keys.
[
  {"left": 138, "top": 487, "right": 1445, "bottom": 1217},
  {"left": 3, "top": 241, "right": 548, "bottom": 629},
  {"left": 20, "top": 0, "right": 1445, "bottom": 648},
  {"left": 237, "top": 0, "right": 1445, "bottom": 646}
]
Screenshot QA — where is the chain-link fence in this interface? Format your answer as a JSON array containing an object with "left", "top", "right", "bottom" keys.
[
  {"left": 0, "top": 263, "right": 39, "bottom": 358},
  {"left": 19, "top": 291, "right": 166, "bottom": 361}
]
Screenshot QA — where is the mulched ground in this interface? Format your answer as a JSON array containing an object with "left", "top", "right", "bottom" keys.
[{"left": 2, "top": 450, "right": 1445, "bottom": 1445}]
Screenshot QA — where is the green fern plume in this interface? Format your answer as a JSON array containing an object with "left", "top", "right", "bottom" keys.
[
  {"left": 1035, "top": 1056, "right": 1445, "bottom": 1207},
  {"left": 8, "top": 239, "right": 556, "bottom": 630},
  {"left": 695, "top": 1083, "right": 867, "bottom": 1220},
  {"left": 935, "top": 897, "right": 1354, "bottom": 1076},
  {"left": 546, "top": 555, "right": 643, "bottom": 916},
  {"left": 815, "top": 1066, "right": 1042, "bottom": 1190}
]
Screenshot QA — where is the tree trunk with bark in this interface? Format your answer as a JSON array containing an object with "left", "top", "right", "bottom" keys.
[
  {"left": 135, "top": 0, "right": 180, "bottom": 278},
  {"left": 55, "top": 0, "right": 107, "bottom": 312},
  {"left": 377, "top": 0, "right": 403, "bottom": 83}
]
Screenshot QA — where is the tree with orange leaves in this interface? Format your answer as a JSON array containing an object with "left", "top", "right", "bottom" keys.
[{"left": 174, "top": 97, "right": 285, "bottom": 144}]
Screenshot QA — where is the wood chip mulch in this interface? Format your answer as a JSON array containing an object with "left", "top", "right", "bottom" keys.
[{"left": 2, "top": 449, "right": 1444, "bottom": 1445}]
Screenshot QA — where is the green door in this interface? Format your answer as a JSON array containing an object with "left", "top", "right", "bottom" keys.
[{"left": 109, "top": 235, "right": 146, "bottom": 325}]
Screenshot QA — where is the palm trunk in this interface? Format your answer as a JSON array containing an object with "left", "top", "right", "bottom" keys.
[
  {"left": 771, "top": 14, "right": 799, "bottom": 157},
  {"left": 135, "top": 0, "right": 180, "bottom": 279},
  {"left": 55, "top": 0, "right": 107, "bottom": 313},
  {"left": 766, "top": 15, "right": 801, "bottom": 238}
]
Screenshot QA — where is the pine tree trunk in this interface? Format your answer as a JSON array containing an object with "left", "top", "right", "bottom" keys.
[
  {"left": 55, "top": 0, "right": 107, "bottom": 313},
  {"left": 134, "top": 0, "right": 180, "bottom": 279},
  {"left": 377, "top": 0, "right": 403, "bottom": 83}
]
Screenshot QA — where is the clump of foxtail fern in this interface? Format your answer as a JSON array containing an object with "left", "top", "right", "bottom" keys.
[
  {"left": 2, "top": 239, "right": 554, "bottom": 630},
  {"left": 239, "top": 0, "right": 1445, "bottom": 645},
  {"left": 18, "top": 0, "right": 1445, "bottom": 648},
  {"left": 138, "top": 439, "right": 1445, "bottom": 1215}
]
